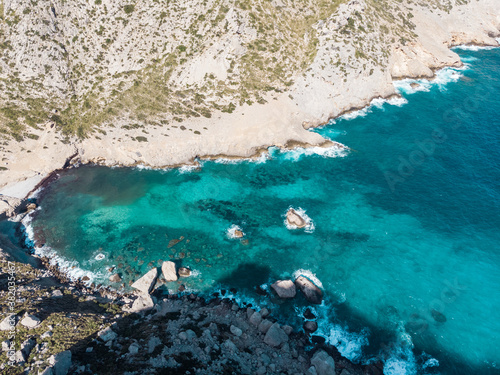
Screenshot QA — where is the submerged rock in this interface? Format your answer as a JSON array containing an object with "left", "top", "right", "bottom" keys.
[
  {"left": 431, "top": 309, "right": 447, "bottom": 323},
  {"left": 109, "top": 273, "right": 122, "bottom": 283},
  {"left": 161, "top": 261, "right": 178, "bottom": 282},
  {"left": 131, "top": 268, "right": 158, "bottom": 294},
  {"left": 295, "top": 276, "right": 323, "bottom": 304},
  {"left": 286, "top": 208, "right": 307, "bottom": 228},
  {"left": 271, "top": 280, "right": 296, "bottom": 299}
]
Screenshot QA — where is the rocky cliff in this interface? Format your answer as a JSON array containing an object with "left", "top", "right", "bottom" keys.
[{"left": 0, "top": 0, "right": 499, "bottom": 200}]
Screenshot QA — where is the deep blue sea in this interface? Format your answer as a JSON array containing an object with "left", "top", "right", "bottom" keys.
[{"left": 24, "top": 47, "right": 500, "bottom": 374}]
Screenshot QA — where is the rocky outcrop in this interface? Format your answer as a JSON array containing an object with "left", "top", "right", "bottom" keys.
[
  {"left": 109, "top": 273, "right": 122, "bottom": 283},
  {"left": 161, "top": 261, "right": 178, "bottom": 282},
  {"left": 286, "top": 208, "right": 307, "bottom": 228},
  {"left": 295, "top": 276, "right": 323, "bottom": 304},
  {"left": 131, "top": 268, "right": 158, "bottom": 294},
  {"left": 271, "top": 279, "right": 296, "bottom": 298}
]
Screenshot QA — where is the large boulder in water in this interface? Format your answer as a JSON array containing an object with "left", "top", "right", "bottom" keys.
[
  {"left": 295, "top": 276, "right": 323, "bottom": 304},
  {"left": 286, "top": 208, "right": 307, "bottom": 228},
  {"left": 271, "top": 280, "right": 296, "bottom": 299},
  {"left": 161, "top": 261, "right": 178, "bottom": 282},
  {"left": 131, "top": 268, "right": 158, "bottom": 294}
]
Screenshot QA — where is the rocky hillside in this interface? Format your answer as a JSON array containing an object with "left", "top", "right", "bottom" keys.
[
  {"left": 0, "top": 245, "right": 384, "bottom": 375},
  {"left": 0, "top": 0, "right": 498, "bottom": 199},
  {"left": 1, "top": 0, "right": 496, "bottom": 140}
]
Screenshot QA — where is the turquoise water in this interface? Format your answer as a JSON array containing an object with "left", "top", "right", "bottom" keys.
[{"left": 28, "top": 48, "right": 500, "bottom": 374}]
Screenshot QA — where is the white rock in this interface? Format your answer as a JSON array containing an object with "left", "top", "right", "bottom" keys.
[
  {"left": 128, "top": 294, "right": 155, "bottom": 313},
  {"left": 271, "top": 280, "right": 297, "bottom": 298},
  {"left": 161, "top": 261, "right": 178, "bottom": 282},
  {"left": 97, "top": 327, "right": 117, "bottom": 342},
  {"left": 20, "top": 314, "right": 41, "bottom": 328},
  {"left": 131, "top": 268, "right": 158, "bottom": 294},
  {"left": 0, "top": 315, "right": 16, "bottom": 331}
]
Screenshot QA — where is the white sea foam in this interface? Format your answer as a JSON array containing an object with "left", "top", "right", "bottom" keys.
[
  {"left": 284, "top": 207, "right": 315, "bottom": 233},
  {"left": 21, "top": 214, "right": 105, "bottom": 286},
  {"left": 95, "top": 253, "right": 105, "bottom": 261},
  {"left": 453, "top": 44, "right": 498, "bottom": 51},
  {"left": 226, "top": 224, "right": 245, "bottom": 239},
  {"left": 394, "top": 66, "right": 466, "bottom": 96},
  {"left": 292, "top": 268, "right": 323, "bottom": 288},
  {"left": 335, "top": 95, "right": 409, "bottom": 122},
  {"left": 327, "top": 325, "right": 370, "bottom": 362},
  {"left": 178, "top": 164, "right": 200, "bottom": 173},
  {"left": 279, "top": 144, "right": 348, "bottom": 161}
]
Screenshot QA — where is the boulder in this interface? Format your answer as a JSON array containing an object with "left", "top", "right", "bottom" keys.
[
  {"left": 234, "top": 229, "right": 244, "bottom": 238},
  {"left": 271, "top": 280, "right": 296, "bottom": 298},
  {"left": 304, "top": 321, "right": 318, "bottom": 333},
  {"left": 295, "top": 276, "right": 323, "bottom": 304},
  {"left": 97, "top": 327, "right": 117, "bottom": 342},
  {"left": 20, "top": 314, "right": 41, "bottom": 329},
  {"left": 249, "top": 311, "right": 262, "bottom": 326},
  {"left": 286, "top": 208, "right": 307, "bottom": 228},
  {"left": 21, "top": 337, "right": 36, "bottom": 360},
  {"left": 131, "top": 268, "right": 158, "bottom": 294},
  {"left": 258, "top": 319, "right": 274, "bottom": 334},
  {"left": 0, "top": 315, "right": 15, "bottom": 331},
  {"left": 311, "top": 350, "right": 335, "bottom": 375},
  {"left": 178, "top": 267, "right": 191, "bottom": 277},
  {"left": 230, "top": 325, "right": 243, "bottom": 337},
  {"left": 128, "top": 342, "right": 140, "bottom": 355},
  {"left": 109, "top": 273, "right": 122, "bottom": 283},
  {"left": 161, "top": 261, "right": 178, "bottom": 282},
  {"left": 129, "top": 294, "right": 155, "bottom": 313},
  {"left": 48, "top": 350, "right": 72, "bottom": 375},
  {"left": 51, "top": 290, "right": 63, "bottom": 298},
  {"left": 264, "top": 323, "right": 288, "bottom": 347}
]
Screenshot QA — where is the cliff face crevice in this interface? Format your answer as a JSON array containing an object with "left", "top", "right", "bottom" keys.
[{"left": 0, "top": 0, "right": 498, "bottom": 199}]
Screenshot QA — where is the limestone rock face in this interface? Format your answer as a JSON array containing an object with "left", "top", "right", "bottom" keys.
[
  {"left": 264, "top": 323, "right": 288, "bottom": 347},
  {"left": 311, "top": 350, "right": 335, "bottom": 375},
  {"left": 161, "top": 261, "right": 178, "bottom": 282},
  {"left": 295, "top": 276, "right": 323, "bottom": 304},
  {"left": 271, "top": 280, "right": 296, "bottom": 298},
  {"left": 48, "top": 350, "right": 72, "bottom": 375},
  {"left": 286, "top": 208, "right": 307, "bottom": 228},
  {"left": 131, "top": 268, "right": 158, "bottom": 294}
]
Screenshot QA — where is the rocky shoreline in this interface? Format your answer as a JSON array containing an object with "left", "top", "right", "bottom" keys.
[{"left": 1, "top": 221, "right": 384, "bottom": 375}]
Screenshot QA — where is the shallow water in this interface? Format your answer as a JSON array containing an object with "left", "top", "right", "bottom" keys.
[{"left": 28, "top": 48, "right": 500, "bottom": 374}]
